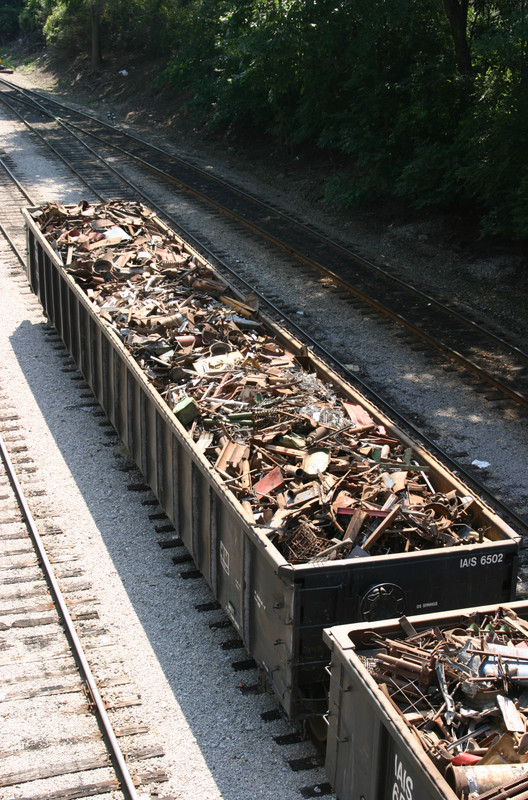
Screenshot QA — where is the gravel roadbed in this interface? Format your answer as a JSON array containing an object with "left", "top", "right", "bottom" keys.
[{"left": 0, "top": 111, "right": 331, "bottom": 800}]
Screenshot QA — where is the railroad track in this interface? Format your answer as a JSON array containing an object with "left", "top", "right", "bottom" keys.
[
  {"left": 1, "top": 77, "right": 527, "bottom": 412},
  {"left": 1, "top": 82, "right": 527, "bottom": 542},
  {"left": 0, "top": 156, "right": 32, "bottom": 260},
  {"left": 0, "top": 411, "right": 168, "bottom": 799},
  {"left": 0, "top": 185, "right": 170, "bottom": 797}
]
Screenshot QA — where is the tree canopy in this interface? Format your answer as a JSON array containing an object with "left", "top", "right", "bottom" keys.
[{"left": 3, "top": 0, "right": 528, "bottom": 239}]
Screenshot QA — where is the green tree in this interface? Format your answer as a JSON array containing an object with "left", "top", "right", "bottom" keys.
[
  {"left": 11, "top": 0, "right": 528, "bottom": 237},
  {"left": 17, "top": 0, "right": 178, "bottom": 63},
  {"left": 0, "top": 0, "right": 25, "bottom": 41}
]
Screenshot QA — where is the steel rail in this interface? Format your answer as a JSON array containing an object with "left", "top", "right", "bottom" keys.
[
  {"left": 50, "top": 122, "right": 528, "bottom": 408},
  {"left": 1, "top": 87, "right": 526, "bottom": 535},
  {"left": 0, "top": 155, "right": 33, "bottom": 203},
  {"left": 0, "top": 88, "right": 230, "bottom": 253},
  {"left": 0, "top": 157, "right": 34, "bottom": 264},
  {"left": 0, "top": 91, "right": 112, "bottom": 204},
  {"left": 0, "top": 218, "right": 25, "bottom": 266},
  {"left": 2, "top": 80, "right": 527, "bottom": 404},
  {"left": 0, "top": 432, "right": 140, "bottom": 800}
]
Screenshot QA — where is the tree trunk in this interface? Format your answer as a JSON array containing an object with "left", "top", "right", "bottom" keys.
[
  {"left": 442, "top": 0, "right": 472, "bottom": 76},
  {"left": 91, "top": 2, "right": 102, "bottom": 70},
  {"left": 520, "top": 0, "right": 528, "bottom": 87}
]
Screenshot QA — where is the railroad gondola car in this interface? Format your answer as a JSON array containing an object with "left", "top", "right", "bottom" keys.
[
  {"left": 23, "top": 202, "right": 520, "bottom": 725},
  {"left": 323, "top": 600, "right": 528, "bottom": 800}
]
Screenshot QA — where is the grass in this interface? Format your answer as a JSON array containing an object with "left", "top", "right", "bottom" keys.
[
  {"left": 0, "top": 49, "right": 16, "bottom": 69},
  {"left": 1, "top": 47, "right": 38, "bottom": 71}
]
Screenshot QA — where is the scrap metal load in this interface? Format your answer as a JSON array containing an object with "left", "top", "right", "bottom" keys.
[
  {"left": 357, "top": 607, "right": 528, "bottom": 799},
  {"left": 33, "top": 200, "right": 490, "bottom": 565}
]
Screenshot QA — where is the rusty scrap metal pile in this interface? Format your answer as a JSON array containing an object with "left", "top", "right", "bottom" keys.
[
  {"left": 360, "top": 608, "right": 528, "bottom": 798},
  {"left": 33, "top": 201, "right": 490, "bottom": 565}
]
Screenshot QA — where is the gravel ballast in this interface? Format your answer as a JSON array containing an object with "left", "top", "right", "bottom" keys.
[{"left": 0, "top": 115, "right": 331, "bottom": 799}]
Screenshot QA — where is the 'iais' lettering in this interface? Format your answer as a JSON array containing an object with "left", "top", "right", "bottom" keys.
[
  {"left": 392, "top": 754, "right": 413, "bottom": 800},
  {"left": 460, "top": 556, "right": 477, "bottom": 568}
]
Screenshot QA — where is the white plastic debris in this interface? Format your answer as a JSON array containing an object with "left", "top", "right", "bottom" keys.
[
  {"left": 118, "top": 69, "right": 128, "bottom": 76},
  {"left": 104, "top": 226, "right": 132, "bottom": 242},
  {"left": 472, "top": 459, "right": 491, "bottom": 469}
]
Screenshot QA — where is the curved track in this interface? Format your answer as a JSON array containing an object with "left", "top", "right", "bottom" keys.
[
  {"left": 1, "top": 77, "right": 527, "bottom": 411},
  {"left": 0, "top": 89, "right": 526, "bottom": 539}
]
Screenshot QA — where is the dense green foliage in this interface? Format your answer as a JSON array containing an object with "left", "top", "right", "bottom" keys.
[
  {"left": 3, "top": 0, "right": 528, "bottom": 238},
  {"left": 0, "top": 0, "right": 24, "bottom": 41}
]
